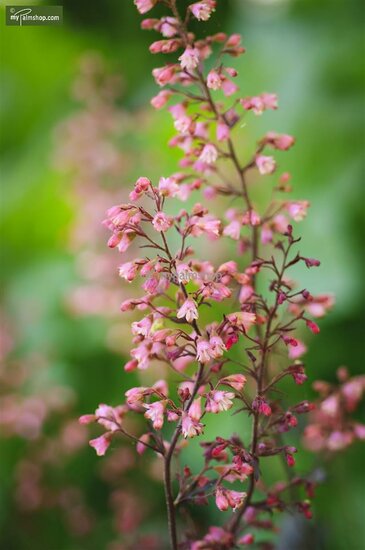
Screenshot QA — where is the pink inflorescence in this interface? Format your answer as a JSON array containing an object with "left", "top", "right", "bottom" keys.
[{"left": 79, "top": 2, "right": 363, "bottom": 549}]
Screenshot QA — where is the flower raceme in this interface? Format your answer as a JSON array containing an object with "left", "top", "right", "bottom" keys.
[{"left": 79, "top": 1, "right": 362, "bottom": 549}]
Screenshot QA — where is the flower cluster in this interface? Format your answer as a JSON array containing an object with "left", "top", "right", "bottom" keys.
[
  {"left": 80, "top": 2, "right": 363, "bottom": 549},
  {"left": 304, "top": 367, "right": 365, "bottom": 453}
]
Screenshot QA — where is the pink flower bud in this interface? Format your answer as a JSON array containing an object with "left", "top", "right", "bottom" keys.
[
  {"left": 216, "top": 122, "right": 230, "bottom": 141},
  {"left": 136, "top": 433, "right": 150, "bottom": 455},
  {"left": 79, "top": 414, "right": 96, "bottom": 425},
  {"left": 306, "top": 319, "right": 320, "bottom": 334},
  {"left": 238, "top": 533, "right": 255, "bottom": 545}
]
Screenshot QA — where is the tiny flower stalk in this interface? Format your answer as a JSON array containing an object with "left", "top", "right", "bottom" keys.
[{"left": 78, "top": 2, "right": 364, "bottom": 549}]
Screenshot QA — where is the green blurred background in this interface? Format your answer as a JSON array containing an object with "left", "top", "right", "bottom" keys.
[{"left": 0, "top": 0, "right": 364, "bottom": 548}]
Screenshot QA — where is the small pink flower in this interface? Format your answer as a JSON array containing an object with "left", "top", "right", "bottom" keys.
[
  {"left": 252, "top": 396, "right": 272, "bottom": 416},
  {"left": 223, "top": 220, "right": 241, "bottom": 240},
  {"left": 219, "top": 374, "right": 247, "bottom": 392},
  {"left": 286, "top": 200, "right": 309, "bottom": 221},
  {"left": 159, "top": 16, "right": 178, "bottom": 37},
  {"left": 179, "top": 47, "right": 200, "bottom": 71},
  {"left": 79, "top": 414, "right": 95, "bottom": 425},
  {"left": 152, "top": 212, "right": 174, "bottom": 232},
  {"left": 215, "top": 486, "right": 229, "bottom": 511},
  {"left": 136, "top": 433, "right": 150, "bottom": 455},
  {"left": 238, "top": 533, "right": 255, "bottom": 545},
  {"left": 196, "top": 338, "right": 214, "bottom": 363},
  {"left": 125, "top": 386, "right": 148, "bottom": 405},
  {"left": 216, "top": 121, "right": 230, "bottom": 141},
  {"left": 306, "top": 319, "right": 320, "bottom": 334},
  {"left": 151, "top": 90, "right": 172, "bottom": 109},
  {"left": 189, "top": 1, "right": 216, "bottom": 21},
  {"left": 261, "top": 93, "right": 278, "bottom": 110},
  {"left": 143, "top": 401, "right": 166, "bottom": 430},
  {"left": 158, "top": 176, "right": 179, "bottom": 197},
  {"left": 199, "top": 143, "right": 218, "bottom": 164},
  {"left": 207, "top": 69, "right": 222, "bottom": 90},
  {"left": 209, "top": 335, "right": 226, "bottom": 358},
  {"left": 265, "top": 131, "right": 295, "bottom": 150},
  {"left": 89, "top": 433, "right": 112, "bottom": 456},
  {"left": 227, "top": 311, "right": 256, "bottom": 332},
  {"left": 288, "top": 339, "right": 307, "bottom": 359},
  {"left": 152, "top": 65, "right": 176, "bottom": 86},
  {"left": 131, "top": 316, "right": 152, "bottom": 337},
  {"left": 256, "top": 155, "right": 276, "bottom": 175},
  {"left": 242, "top": 210, "right": 261, "bottom": 226},
  {"left": 205, "top": 390, "right": 235, "bottom": 413},
  {"left": 192, "top": 215, "right": 221, "bottom": 238},
  {"left": 118, "top": 261, "right": 139, "bottom": 282},
  {"left": 181, "top": 410, "right": 204, "bottom": 438},
  {"left": 221, "top": 78, "right": 238, "bottom": 97},
  {"left": 134, "top": 0, "right": 157, "bottom": 14},
  {"left": 177, "top": 298, "right": 199, "bottom": 323},
  {"left": 226, "top": 490, "right": 246, "bottom": 511}
]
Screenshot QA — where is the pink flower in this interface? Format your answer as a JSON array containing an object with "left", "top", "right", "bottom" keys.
[
  {"left": 95, "top": 404, "right": 122, "bottom": 432},
  {"left": 215, "top": 486, "right": 229, "bottom": 511},
  {"left": 152, "top": 212, "right": 174, "bottom": 232},
  {"left": 242, "top": 210, "right": 261, "bottom": 226},
  {"left": 177, "top": 298, "right": 199, "bottom": 323},
  {"left": 159, "top": 16, "right": 178, "bottom": 37},
  {"left": 134, "top": 0, "right": 157, "bottom": 14},
  {"left": 150, "top": 39, "right": 181, "bottom": 55},
  {"left": 256, "top": 155, "right": 276, "bottom": 175},
  {"left": 125, "top": 386, "right": 148, "bottom": 405},
  {"left": 79, "top": 414, "right": 95, "bottom": 425},
  {"left": 306, "top": 319, "right": 320, "bottom": 334},
  {"left": 189, "top": 397, "right": 202, "bottom": 420},
  {"left": 219, "top": 374, "right": 247, "bottom": 392},
  {"left": 288, "top": 339, "right": 307, "bottom": 359},
  {"left": 181, "top": 414, "right": 203, "bottom": 438},
  {"left": 209, "top": 335, "right": 226, "bottom": 358},
  {"left": 129, "top": 176, "right": 151, "bottom": 201},
  {"left": 215, "top": 487, "right": 246, "bottom": 511},
  {"left": 227, "top": 311, "right": 256, "bottom": 332},
  {"left": 221, "top": 78, "right": 238, "bottom": 96},
  {"left": 286, "top": 200, "right": 309, "bottom": 221},
  {"left": 89, "top": 433, "right": 112, "bottom": 456},
  {"left": 136, "top": 433, "right": 151, "bottom": 455},
  {"left": 199, "top": 143, "right": 218, "bottom": 164},
  {"left": 241, "top": 93, "right": 277, "bottom": 115},
  {"left": 131, "top": 316, "right": 152, "bottom": 337},
  {"left": 191, "top": 215, "right": 221, "bottom": 239},
  {"left": 223, "top": 219, "right": 241, "bottom": 240},
  {"left": 118, "top": 261, "right": 140, "bottom": 282},
  {"left": 207, "top": 69, "right": 222, "bottom": 90},
  {"left": 158, "top": 176, "right": 179, "bottom": 197},
  {"left": 216, "top": 122, "right": 230, "bottom": 141},
  {"left": 179, "top": 47, "right": 200, "bottom": 71},
  {"left": 205, "top": 390, "right": 235, "bottom": 413},
  {"left": 152, "top": 65, "right": 176, "bottom": 86},
  {"left": 151, "top": 90, "right": 172, "bottom": 109},
  {"left": 189, "top": 1, "right": 216, "bottom": 21},
  {"left": 196, "top": 338, "right": 214, "bottom": 363},
  {"left": 265, "top": 131, "right": 295, "bottom": 151},
  {"left": 252, "top": 396, "right": 272, "bottom": 416},
  {"left": 143, "top": 401, "right": 166, "bottom": 430},
  {"left": 238, "top": 533, "right": 255, "bottom": 545},
  {"left": 261, "top": 93, "right": 278, "bottom": 110}
]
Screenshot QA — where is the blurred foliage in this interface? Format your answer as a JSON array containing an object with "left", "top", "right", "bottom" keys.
[{"left": 0, "top": 0, "right": 364, "bottom": 549}]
